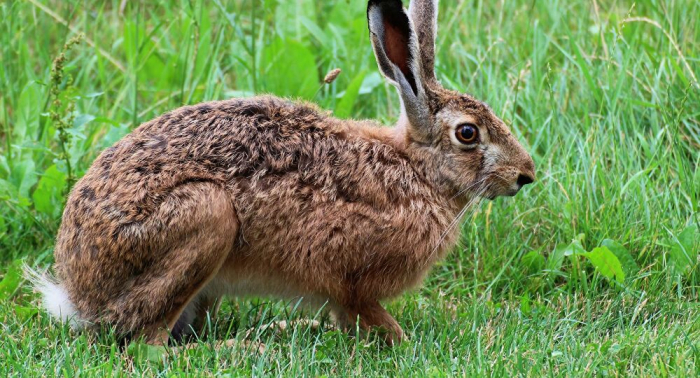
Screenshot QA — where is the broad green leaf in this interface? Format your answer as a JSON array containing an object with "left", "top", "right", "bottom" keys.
[
  {"left": 359, "top": 72, "right": 383, "bottom": 95},
  {"left": 99, "top": 123, "right": 131, "bottom": 149},
  {"left": 668, "top": 225, "right": 699, "bottom": 277},
  {"left": 335, "top": 71, "right": 366, "bottom": 119},
  {"left": 601, "top": 239, "right": 639, "bottom": 277},
  {"left": 0, "top": 178, "right": 15, "bottom": 199},
  {"left": 582, "top": 246, "right": 625, "bottom": 283},
  {"left": 563, "top": 238, "right": 586, "bottom": 258},
  {"left": 14, "top": 81, "right": 42, "bottom": 144},
  {"left": 126, "top": 342, "right": 168, "bottom": 364},
  {"left": 9, "top": 158, "right": 36, "bottom": 201},
  {"left": 274, "top": 0, "right": 317, "bottom": 41},
  {"left": 520, "top": 293, "right": 531, "bottom": 316},
  {"left": 191, "top": 16, "right": 214, "bottom": 84},
  {"left": 0, "top": 260, "right": 23, "bottom": 300},
  {"left": 546, "top": 244, "right": 567, "bottom": 271},
  {"left": 563, "top": 235, "right": 587, "bottom": 257},
  {"left": 262, "top": 38, "right": 319, "bottom": 100},
  {"left": 299, "top": 16, "right": 329, "bottom": 46},
  {"left": 15, "top": 305, "right": 39, "bottom": 321},
  {"left": 328, "top": 1, "right": 364, "bottom": 28},
  {"left": 32, "top": 164, "right": 67, "bottom": 218},
  {"left": 0, "top": 96, "right": 5, "bottom": 131},
  {"left": 521, "top": 251, "right": 546, "bottom": 274},
  {"left": 83, "top": 92, "right": 104, "bottom": 99},
  {"left": 326, "top": 4, "right": 366, "bottom": 58},
  {"left": 0, "top": 215, "right": 6, "bottom": 240},
  {"left": 73, "top": 113, "right": 96, "bottom": 129},
  {"left": 0, "top": 154, "right": 9, "bottom": 178}
]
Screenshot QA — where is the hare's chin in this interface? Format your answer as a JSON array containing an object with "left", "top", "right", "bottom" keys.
[
  {"left": 498, "top": 186, "right": 523, "bottom": 199},
  {"left": 483, "top": 185, "right": 521, "bottom": 200}
]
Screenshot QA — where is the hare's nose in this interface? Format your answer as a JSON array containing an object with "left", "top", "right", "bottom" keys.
[{"left": 516, "top": 173, "right": 535, "bottom": 188}]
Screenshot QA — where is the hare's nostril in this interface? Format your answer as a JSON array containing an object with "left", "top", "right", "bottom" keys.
[{"left": 516, "top": 174, "right": 535, "bottom": 187}]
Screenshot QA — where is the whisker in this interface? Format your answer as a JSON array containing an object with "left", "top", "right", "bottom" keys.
[
  {"left": 449, "top": 177, "right": 488, "bottom": 201},
  {"left": 429, "top": 183, "right": 489, "bottom": 260}
]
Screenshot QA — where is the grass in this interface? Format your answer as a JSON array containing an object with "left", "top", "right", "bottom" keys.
[{"left": 0, "top": 0, "right": 698, "bottom": 376}]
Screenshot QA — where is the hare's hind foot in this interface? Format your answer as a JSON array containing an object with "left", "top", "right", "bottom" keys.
[
  {"left": 113, "top": 182, "right": 238, "bottom": 345},
  {"left": 336, "top": 301, "right": 404, "bottom": 347},
  {"left": 170, "top": 294, "right": 222, "bottom": 343}
]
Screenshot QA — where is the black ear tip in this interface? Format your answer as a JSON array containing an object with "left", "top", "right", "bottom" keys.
[
  {"left": 368, "top": 0, "right": 405, "bottom": 12},
  {"left": 368, "top": 0, "right": 411, "bottom": 27}
]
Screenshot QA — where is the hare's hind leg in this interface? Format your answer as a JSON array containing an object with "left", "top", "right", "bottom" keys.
[{"left": 113, "top": 182, "right": 238, "bottom": 345}]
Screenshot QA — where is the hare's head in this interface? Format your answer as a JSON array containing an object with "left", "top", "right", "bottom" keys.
[{"left": 368, "top": 0, "right": 535, "bottom": 200}]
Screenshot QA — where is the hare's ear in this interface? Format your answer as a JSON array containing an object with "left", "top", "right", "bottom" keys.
[
  {"left": 367, "top": 0, "right": 420, "bottom": 96},
  {"left": 368, "top": 0, "right": 432, "bottom": 142},
  {"left": 409, "top": 0, "right": 438, "bottom": 84}
]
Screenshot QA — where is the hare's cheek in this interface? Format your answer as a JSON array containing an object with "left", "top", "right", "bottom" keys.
[
  {"left": 447, "top": 152, "right": 482, "bottom": 185},
  {"left": 482, "top": 144, "right": 504, "bottom": 172}
]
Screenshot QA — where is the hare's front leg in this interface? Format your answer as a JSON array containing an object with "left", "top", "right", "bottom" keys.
[
  {"left": 115, "top": 183, "right": 238, "bottom": 345},
  {"left": 340, "top": 301, "right": 404, "bottom": 346}
]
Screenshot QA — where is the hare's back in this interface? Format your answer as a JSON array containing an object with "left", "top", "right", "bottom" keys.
[
  {"left": 73, "top": 97, "right": 332, "bottom": 202},
  {"left": 58, "top": 96, "right": 369, "bottom": 239}
]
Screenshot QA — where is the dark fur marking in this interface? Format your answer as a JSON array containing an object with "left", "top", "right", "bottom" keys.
[
  {"left": 152, "top": 161, "right": 163, "bottom": 175},
  {"left": 238, "top": 104, "right": 271, "bottom": 125},
  {"left": 72, "top": 217, "right": 82, "bottom": 231},
  {"left": 198, "top": 104, "right": 213, "bottom": 114},
  {"left": 80, "top": 187, "right": 97, "bottom": 201}
]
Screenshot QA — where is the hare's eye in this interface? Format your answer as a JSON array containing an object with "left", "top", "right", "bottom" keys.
[{"left": 456, "top": 124, "right": 479, "bottom": 144}]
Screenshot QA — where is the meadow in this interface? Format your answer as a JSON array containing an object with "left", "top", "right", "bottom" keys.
[{"left": 0, "top": 0, "right": 698, "bottom": 376}]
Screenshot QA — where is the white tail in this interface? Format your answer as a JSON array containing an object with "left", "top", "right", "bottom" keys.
[{"left": 23, "top": 265, "right": 86, "bottom": 329}]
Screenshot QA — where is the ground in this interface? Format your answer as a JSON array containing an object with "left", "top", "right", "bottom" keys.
[{"left": 0, "top": 0, "right": 698, "bottom": 376}]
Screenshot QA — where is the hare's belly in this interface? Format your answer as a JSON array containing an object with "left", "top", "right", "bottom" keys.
[{"left": 201, "top": 269, "right": 332, "bottom": 310}]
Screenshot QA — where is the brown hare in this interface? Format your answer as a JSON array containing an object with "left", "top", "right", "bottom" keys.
[{"left": 28, "top": 0, "right": 535, "bottom": 346}]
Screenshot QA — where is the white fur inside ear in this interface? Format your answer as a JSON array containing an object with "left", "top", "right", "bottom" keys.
[{"left": 24, "top": 266, "right": 85, "bottom": 329}]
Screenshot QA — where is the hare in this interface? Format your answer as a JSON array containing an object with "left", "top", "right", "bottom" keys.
[{"left": 28, "top": 0, "right": 534, "bottom": 346}]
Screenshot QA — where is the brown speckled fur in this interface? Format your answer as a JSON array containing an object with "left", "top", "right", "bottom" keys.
[{"left": 47, "top": 0, "right": 535, "bottom": 346}]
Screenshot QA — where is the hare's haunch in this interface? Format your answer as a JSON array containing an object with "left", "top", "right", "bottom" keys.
[{"left": 29, "top": 0, "right": 535, "bottom": 346}]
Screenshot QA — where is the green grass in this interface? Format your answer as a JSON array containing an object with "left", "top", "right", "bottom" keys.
[{"left": 1, "top": 0, "right": 698, "bottom": 376}]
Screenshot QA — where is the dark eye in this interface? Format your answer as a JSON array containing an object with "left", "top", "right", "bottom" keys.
[{"left": 456, "top": 124, "right": 479, "bottom": 144}]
